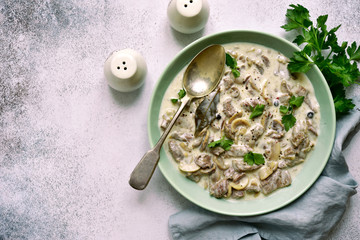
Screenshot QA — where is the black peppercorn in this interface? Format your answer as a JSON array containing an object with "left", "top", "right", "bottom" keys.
[{"left": 307, "top": 111, "right": 314, "bottom": 118}]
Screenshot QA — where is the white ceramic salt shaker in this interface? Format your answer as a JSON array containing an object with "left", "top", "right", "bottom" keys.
[
  {"left": 167, "top": 0, "right": 210, "bottom": 34},
  {"left": 104, "top": 49, "right": 147, "bottom": 92}
]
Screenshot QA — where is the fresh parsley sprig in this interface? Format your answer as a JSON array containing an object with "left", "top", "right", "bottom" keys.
[
  {"left": 208, "top": 136, "right": 233, "bottom": 151},
  {"left": 281, "top": 4, "right": 360, "bottom": 114},
  {"left": 244, "top": 152, "right": 265, "bottom": 165},
  {"left": 249, "top": 104, "right": 265, "bottom": 119},
  {"left": 171, "top": 88, "right": 186, "bottom": 103},
  {"left": 280, "top": 96, "right": 304, "bottom": 131},
  {"left": 226, "top": 53, "right": 240, "bottom": 78}
]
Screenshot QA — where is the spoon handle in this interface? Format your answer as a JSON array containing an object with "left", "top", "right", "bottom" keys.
[{"left": 129, "top": 97, "right": 190, "bottom": 190}]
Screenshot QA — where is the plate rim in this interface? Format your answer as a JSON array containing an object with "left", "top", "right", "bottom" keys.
[{"left": 147, "top": 30, "right": 336, "bottom": 216}]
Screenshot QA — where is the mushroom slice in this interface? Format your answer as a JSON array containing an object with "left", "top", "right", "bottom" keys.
[
  {"left": 260, "top": 79, "right": 272, "bottom": 104},
  {"left": 260, "top": 112, "right": 270, "bottom": 129},
  {"left": 229, "top": 86, "right": 240, "bottom": 98},
  {"left": 232, "top": 119, "right": 251, "bottom": 136},
  {"left": 229, "top": 176, "right": 249, "bottom": 190},
  {"left": 228, "top": 112, "right": 243, "bottom": 123},
  {"left": 226, "top": 184, "right": 233, "bottom": 198},
  {"left": 178, "top": 161, "right": 200, "bottom": 173},
  {"left": 258, "top": 162, "right": 278, "bottom": 180},
  {"left": 269, "top": 142, "right": 281, "bottom": 161},
  {"left": 231, "top": 118, "right": 251, "bottom": 131},
  {"left": 213, "top": 156, "right": 229, "bottom": 170}
]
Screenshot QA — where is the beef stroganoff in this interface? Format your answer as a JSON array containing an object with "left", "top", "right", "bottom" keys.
[{"left": 159, "top": 43, "right": 320, "bottom": 200}]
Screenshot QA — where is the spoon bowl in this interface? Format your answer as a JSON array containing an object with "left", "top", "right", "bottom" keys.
[
  {"left": 183, "top": 45, "right": 226, "bottom": 97},
  {"left": 129, "top": 45, "right": 225, "bottom": 190}
]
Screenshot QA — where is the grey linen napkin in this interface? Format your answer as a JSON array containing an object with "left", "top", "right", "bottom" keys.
[{"left": 169, "top": 97, "right": 359, "bottom": 240}]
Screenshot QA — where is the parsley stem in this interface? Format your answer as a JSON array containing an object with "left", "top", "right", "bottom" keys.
[
  {"left": 325, "top": 49, "right": 333, "bottom": 62},
  {"left": 311, "top": 27, "right": 322, "bottom": 54}
]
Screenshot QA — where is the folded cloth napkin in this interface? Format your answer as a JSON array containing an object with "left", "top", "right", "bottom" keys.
[{"left": 169, "top": 97, "right": 360, "bottom": 240}]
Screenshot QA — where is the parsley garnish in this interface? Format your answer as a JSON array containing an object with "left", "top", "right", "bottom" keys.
[
  {"left": 281, "top": 4, "right": 360, "bottom": 114},
  {"left": 279, "top": 105, "right": 289, "bottom": 114},
  {"left": 226, "top": 53, "right": 240, "bottom": 78},
  {"left": 178, "top": 89, "right": 186, "bottom": 99},
  {"left": 249, "top": 104, "right": 265, "bottom": 119},
  {"left": 289, "top": 95, "right": 305, "bottom": 108},
  {"left": 279, "top": 96, "right": 304, "bottom": 131},
  {"left": 282, "top": 114, "right": 297, "bottom": 132},
  {"left": 171, "top": 88, "right": 187, "bottom": 104},
  {"left": 208, "top": 136, "right": 233, "bottom": 151},
  {"left": 244, "top": 152, "right": 265, "bottom": 165}
]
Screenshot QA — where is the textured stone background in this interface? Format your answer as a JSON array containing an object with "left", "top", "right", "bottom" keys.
[{"left": 0, "top": 0, "right": 359, "bottom": 239}]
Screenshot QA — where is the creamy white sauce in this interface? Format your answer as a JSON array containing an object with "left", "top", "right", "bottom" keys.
[{"left": 159, "top": 43, "right": 320, "bottom": 200}]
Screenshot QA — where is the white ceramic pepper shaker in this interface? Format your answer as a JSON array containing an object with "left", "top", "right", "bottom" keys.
[
  {"left": 104, "top": 49, "right": 147, "bottom": 92},
  {"left": 167, "top": 0, "right": 210, "bottom": 34}
]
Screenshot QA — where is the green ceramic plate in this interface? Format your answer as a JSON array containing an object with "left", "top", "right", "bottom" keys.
[{"left": 148, "top": 30, "right": 336, "bottom": 216}]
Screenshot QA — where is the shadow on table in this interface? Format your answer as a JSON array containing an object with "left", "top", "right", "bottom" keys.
[
  {"left": 108, "top": 82, "right": 145, "bottom": 107},
  {"left": 170, "top": 27, "right": 205, "bottom": 47},
  {"left": 132, "top": 167, "right": 192, "bottom": 208}
]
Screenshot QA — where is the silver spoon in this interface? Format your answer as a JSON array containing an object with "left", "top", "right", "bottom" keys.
[{"left": 129, "top": 45, "right": 225, "bottom": 190}]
